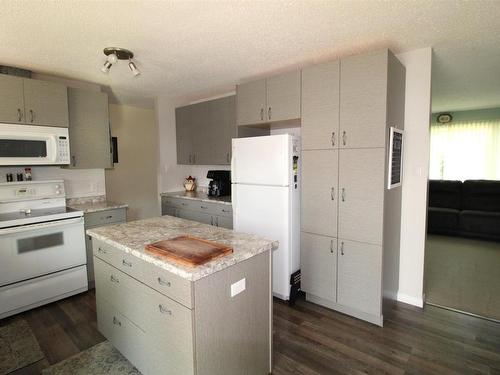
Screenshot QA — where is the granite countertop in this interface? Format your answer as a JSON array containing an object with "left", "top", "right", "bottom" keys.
[
  {"left": 87, "top": 215, "right": 277, "bottom": 281},
  {"left": 160, "top": 191, "right": 231, "bottom": 206},
  {"left": 67, "top": 200, "right": 128, "bottom": 214}
]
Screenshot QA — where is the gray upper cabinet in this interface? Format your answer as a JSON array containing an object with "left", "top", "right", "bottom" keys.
[
  {"left": 236, "top": 79, "right": 266, "bottom": 126},
  {"left": 0, "top": 75, "right": 68, "bottom": 127},
  {"left": 266, "top": 70, "right": 301, "bottom": 123},
  {"left": 176, "top": 95, "right": 235, "bottom": 165},
  {"left": 176, "top": 105, "right": 194, "bottom": 165},
  {"left": 340, "top": 50, "right": 389, "bottom": 149},
  {"left": 236, "top": 71, "right": 301, "bottom": 126},
  {"left": 67, "top": 88, "right": 112, "bottom": 169},
  {"left": 0, "top": 74, "right": 25, "bottom": 124},
  {"left": 301, "top": 61, "right": 340, "bottom": 150},
  {"left": 23, "top": 79, "right": 69, "bottom": 127}
]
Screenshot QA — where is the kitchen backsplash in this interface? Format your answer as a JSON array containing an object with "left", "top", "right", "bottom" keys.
[{"left": 0, "top": 166, "right": 106, "bottom": 198}]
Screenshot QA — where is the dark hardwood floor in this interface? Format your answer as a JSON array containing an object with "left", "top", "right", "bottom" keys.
[{"left": 6, "top": 290, "right": 500, "bottom": 374}]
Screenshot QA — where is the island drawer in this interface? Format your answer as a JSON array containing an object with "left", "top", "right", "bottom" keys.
[
  {"left": 143, "top": 288, "right": 195, "bottom": 375},
  {"left": 85, "top": 208, "right": 126, "bottom": 227},
  {"left": 96, "top": 297, "right": 148, "bottom": 374},
  {"left": 141, "top": 262, "right": 193, "bottom": 309},
  {"left": 94, "top": 257, "right": 146, "bottom": 329},
  {"left": 92, "top": 239, "right": 143, "bottom": 280},
  {"left": 194, "top": 201, "right": 232, "bottom": 217}
]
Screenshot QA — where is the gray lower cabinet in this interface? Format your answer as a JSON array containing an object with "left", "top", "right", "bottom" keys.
[
  {"left": 300, "top": 232, "right": 337, "bottom": 304},
  {"left": 67, "top": 88, "right": 112, "bottom": 169},
  {"left": 0, "top": 74, "right": 25, "bottom": 124},
  {"left": 301, "top": 60, "right": 340, "bottom": 150},
  {"left": 93, "top": 238, "right": 271, "bottom": 375},
  {"left": 337, "top": 239, "right": 382, "bottom": 316},
  {"left": 161, "top": 196, "right": 233, "bottom": 229},
  {"left": 0, "top": 74, "right": 68, "bottom": 127},
  {"left": 176, "top": 96, "right": 235, "bottom": 165},
  {"left": 84, "top": 207, "right": 127, "bottom": 287}
]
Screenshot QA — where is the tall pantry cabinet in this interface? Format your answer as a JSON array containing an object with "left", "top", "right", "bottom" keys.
[{"left": 300, "top": 49, "right": 405, "bottom": 326}]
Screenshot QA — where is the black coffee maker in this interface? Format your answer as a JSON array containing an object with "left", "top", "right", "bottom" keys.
[{"left": 207, "top": 170, "right": 231, "bottom": 197}]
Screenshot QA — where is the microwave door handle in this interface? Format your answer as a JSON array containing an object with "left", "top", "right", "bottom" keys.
[{"left": 49, "top": 136, "right": 58, "bottom": 163}]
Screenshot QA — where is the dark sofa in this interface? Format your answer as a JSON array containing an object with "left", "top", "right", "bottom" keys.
[{"left": 427, "top": 179, "right": 500, "bottom": 241}]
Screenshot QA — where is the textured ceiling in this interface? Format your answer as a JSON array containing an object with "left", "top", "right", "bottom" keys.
[{"left": 1, "top": 0, "right": 499, "bottom": 110}]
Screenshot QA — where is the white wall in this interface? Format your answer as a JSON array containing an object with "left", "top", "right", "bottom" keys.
[
  {"left": 0, "top": 166, "right": 105, "bottom": 198},
  {"left": 395, "top": 48, "right": 433, "bottom": 307}
]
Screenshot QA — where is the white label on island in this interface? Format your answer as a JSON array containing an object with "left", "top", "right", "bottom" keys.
[{"left": 231, "top": 278, "right": 246, "bottom": 297}]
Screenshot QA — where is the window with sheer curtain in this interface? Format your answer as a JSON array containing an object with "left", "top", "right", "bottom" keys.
[{"left": 429, "top": 120, "right": 500, "bottom": 181}]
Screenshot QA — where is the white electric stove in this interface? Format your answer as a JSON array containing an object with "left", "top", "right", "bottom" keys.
[{"left": 0, "top": 180, "right": 88, "bottom": 319}]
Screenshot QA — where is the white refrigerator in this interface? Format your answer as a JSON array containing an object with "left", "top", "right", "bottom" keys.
[{"left": 232, "top": 134, "right": 300, "bottom": 300}]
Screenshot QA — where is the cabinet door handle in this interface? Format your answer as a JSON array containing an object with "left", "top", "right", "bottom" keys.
[
  {"left": 342, "top": 131, "right": 346, "bottom": 146},
  {"left": 158, "top": 304, "right": 172, "bottom": 315},
  {"left": 157, "top": 277, "right": 171, "bottom": 287},
  {"left": 72, "top": 155, "right": 76, "bottom": 167},
  {"left": 340, "top": 241, "right": 345, "bottom": 256},
  {"left": 193, "top": 154, "right": 196, "bottom": 164},
  {"left": 330, "top": 239, "right": 334, "bottom": 253},
  {"left": 113, "top": 316, "right": 122, "bottom": 326},
  {"left": 215, "top": 216, "right": 219, "bottom": 227},
  {"left": 341, "top": 188, "right": 346, "bottom": 202},
  {"left": 210, "top": 216, "right": 214, "bottom": 226},
  {"left": 226, "top": 153, "right": 230, "bottom": 163},
  {"left": 331, "top": 132, "right": 335, "bottom": 146},
  {"left": 29, "top": 109, "right": 34, "bottom": 123},
  {"left": 17, "top": 108, "right": 22, "bottom": 122},
  {"left": 331, "top": 187, "right": 335, "bottom": 201},
  {"left": 189, "top": 154, "right": 192, "bottom": 164},
  {"left": 260, "top": 108, "right": 264, "bottom": 121},
  {"left": 122, "top": 259, "right": 132, "bottom": 267},
  {"left": 110, "top": 275, "right": 119, "bottom": 283},
  {"left": 268, "top": 107, "right": 272, "bottom": 120}
]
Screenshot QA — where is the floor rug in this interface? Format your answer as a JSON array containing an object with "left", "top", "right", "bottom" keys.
[
  {"left": 41, "top": 341, "right": 140, "bottom": 375},
  {"left": 0, "top": 318, "right": 45, "bottom": 375},
  {"left": 425, "top": 234, "right": 500, "bottom": 321}
]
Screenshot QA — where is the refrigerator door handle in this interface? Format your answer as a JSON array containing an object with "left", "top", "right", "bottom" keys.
[{"left": 331, "top": 187, "right": 335, "bottom": 201}]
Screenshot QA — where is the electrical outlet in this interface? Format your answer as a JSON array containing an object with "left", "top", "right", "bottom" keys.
[{"left": 230, "top": 278, "right": 246, "bottom": 297}]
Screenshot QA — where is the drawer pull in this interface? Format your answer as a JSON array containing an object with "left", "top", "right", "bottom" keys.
[
  {"left": 98, "top": 247, "right": 107, "bottom": 254},
  {"left": 157, "top": 277, "right": 171, "bottom": 287},
  {"left": 122, "top": 259, "right": 132, "bottom": 267},
  {"left": 221, "top": 209, "right": 231, "bottom": 213},
  {"left": 110, "top": 275, "right": 119, "bottom": 283},
  {"left": 159, "top": 304, "right": 172, "bottom": 315},
  {"left": 200, "top": 205, "right": 208, "bottom": 209},
  {"left": 181, "top": 202, "right": 188, "bottom": 206},
  {"left": 104, "top": 215, "right": 113, "bottom": 219},
  {"left": 113, "top": 316, "right": 122, "bottom": 326}
]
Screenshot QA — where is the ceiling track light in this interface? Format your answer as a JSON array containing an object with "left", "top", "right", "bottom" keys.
[{"left": 101, "top": 47, "right": 141, "bottom": 77}]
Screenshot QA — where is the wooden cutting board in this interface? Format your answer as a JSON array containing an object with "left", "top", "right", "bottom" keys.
[{"left": 145, "top": 235, "right": 233, "bottom": 267}]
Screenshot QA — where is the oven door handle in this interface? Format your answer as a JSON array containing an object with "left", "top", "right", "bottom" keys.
[{"left": 0, "top": 217, "right": 83, "bottom": 236}]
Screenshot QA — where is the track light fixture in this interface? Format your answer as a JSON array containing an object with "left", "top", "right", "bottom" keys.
[{"left": 101, "top": 47, "right": 141, "bottom": 77}]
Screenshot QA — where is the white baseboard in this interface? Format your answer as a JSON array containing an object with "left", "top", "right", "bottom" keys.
[{"left": 396, "top": 292, "right": 424, "bottom": 308}]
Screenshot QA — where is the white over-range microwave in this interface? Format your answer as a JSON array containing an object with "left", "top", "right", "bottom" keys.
[{"left": 0, "top": 124, "right": 70, "bottom": 166}]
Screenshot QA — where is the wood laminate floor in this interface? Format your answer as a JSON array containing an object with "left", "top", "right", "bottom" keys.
[{"left": 5, "top": 290, "right": 500, "bottom": 374}]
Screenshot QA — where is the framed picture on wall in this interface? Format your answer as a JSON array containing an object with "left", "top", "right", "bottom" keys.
[{"left": 388, "top": 127, "right": 403, "bottom": 189}]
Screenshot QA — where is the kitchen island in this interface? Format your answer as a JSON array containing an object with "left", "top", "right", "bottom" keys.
[{"left": 87, "top": 215, "right": 277, "bottom": 375}]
